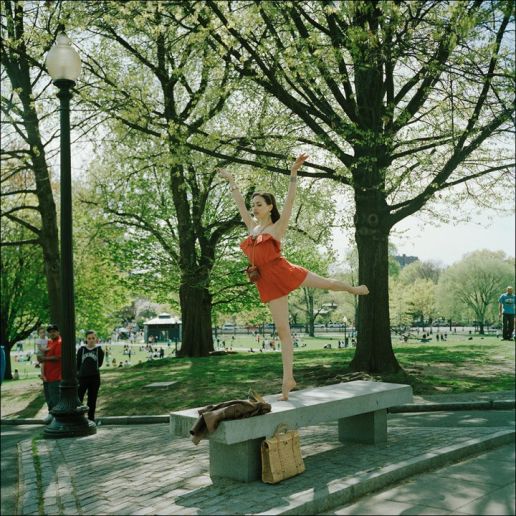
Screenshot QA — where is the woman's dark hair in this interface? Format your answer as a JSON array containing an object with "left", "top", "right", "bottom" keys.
[{"left": 252, "top": 192, "right": 280, "bottom": 223}]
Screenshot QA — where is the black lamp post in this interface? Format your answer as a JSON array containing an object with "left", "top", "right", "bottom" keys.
[{"left": 44, "top": 34, "right": 95, "bottom": 438}]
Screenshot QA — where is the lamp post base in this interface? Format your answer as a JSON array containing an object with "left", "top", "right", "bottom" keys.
[{"left": 43, "top": 407, "right": 96, "bottom": 439}]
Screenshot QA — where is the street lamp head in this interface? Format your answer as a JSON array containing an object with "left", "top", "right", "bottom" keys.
[{"left": 45, "top": 33, "right": 81, "bottom": 83}]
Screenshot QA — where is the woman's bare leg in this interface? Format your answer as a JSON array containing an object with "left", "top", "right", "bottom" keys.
[
  {"left": 268, "top": 295, "right": 296, "bottom": 400},
  {"left": 300, "top": 271, "right": 369, "bottom": 295}
]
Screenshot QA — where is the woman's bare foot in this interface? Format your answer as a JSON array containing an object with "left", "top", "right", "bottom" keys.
[
  {"left": 279, "top": 379, "right": 297, "bottom": 401},
  {"left": 351, "top": 285, "right": 369, "bottom": 295}
]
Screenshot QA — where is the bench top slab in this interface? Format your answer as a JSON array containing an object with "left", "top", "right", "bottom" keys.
[{"left": 170, "top": 380, "right": 412, "bottom": 445}]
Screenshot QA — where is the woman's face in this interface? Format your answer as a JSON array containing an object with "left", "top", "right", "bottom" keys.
[
  {"left": 251, "top": 195, "right": 272, "bottom": 219},
  {"left": 86, "top": 333, "right": 98, "bottom": 348}
]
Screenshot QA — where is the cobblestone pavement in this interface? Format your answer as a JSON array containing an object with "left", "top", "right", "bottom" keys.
[{"left": 17, "top": 416, "right": 514, "bottom": 515}]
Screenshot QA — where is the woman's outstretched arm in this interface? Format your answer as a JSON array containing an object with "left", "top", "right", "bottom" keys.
[
  {"left": 217, "top": 169, "right": 255, "bottom": 231},
  {"left": 275, "top": 153, "right": 309, "bottom": 240}
]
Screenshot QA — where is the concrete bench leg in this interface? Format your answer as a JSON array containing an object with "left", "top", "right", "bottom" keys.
[
  {"left": 209, "top": 438, "right": 263, "bottom": 482},
  {"left": 338, "top": 409, "right": 387, "bottom": 444}
]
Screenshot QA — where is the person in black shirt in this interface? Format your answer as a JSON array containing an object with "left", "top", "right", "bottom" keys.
[{"left": 77, "top": 330, "right": 104, "bottom": 423}]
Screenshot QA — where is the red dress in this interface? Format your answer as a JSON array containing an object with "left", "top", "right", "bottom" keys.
[{"left": 240, "top": 233, "right": 308, "bottom": 302}]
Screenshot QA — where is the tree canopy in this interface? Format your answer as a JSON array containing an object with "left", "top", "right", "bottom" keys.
[
  {"left": 198, "top": 0, "right": 514, "bottom": 371},
  {"left": 437, "top": 249, "right": 514, "bottom": 332}
]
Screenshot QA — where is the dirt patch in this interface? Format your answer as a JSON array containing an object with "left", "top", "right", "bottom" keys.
[{"left": 1, "top": 379, "right": 46, "bottom": 418}]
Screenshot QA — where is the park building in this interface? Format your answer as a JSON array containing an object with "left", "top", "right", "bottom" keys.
[{"left": 143, "top": 313, "right": 182, "bottom": 345}]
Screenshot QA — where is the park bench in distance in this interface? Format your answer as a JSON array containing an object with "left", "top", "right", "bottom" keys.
[{"left": 170, "top": 380, "right": 413, "bottom": 482}]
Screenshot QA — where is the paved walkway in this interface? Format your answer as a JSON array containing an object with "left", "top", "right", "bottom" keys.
[{"left": 3, "top": 391, "right": 515, "bottom": 515}]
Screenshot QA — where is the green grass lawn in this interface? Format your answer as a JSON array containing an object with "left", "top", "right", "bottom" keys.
[{"left": 1, "top": 333, "right": 514, "bottom": 419}]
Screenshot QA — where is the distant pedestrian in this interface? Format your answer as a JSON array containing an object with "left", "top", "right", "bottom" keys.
[
  {"left": 77, "top": 330, "right": 104, "bottom": 423},
  {"left": 498, "top": 286, "right": 515, "bottom": 340},
  {"left": 13, "top": 369, "right": 20, "bottom": 380}
]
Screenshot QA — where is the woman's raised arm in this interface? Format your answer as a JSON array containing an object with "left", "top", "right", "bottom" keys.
[
  {"left": 217, "top": 169, "right": 255, "bottom": 231},
  {"left": 275, "top": 153, "right": 309, "bottom": 240}
]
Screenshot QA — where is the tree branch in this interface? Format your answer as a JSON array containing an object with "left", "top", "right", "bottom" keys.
[
  {"left": 81, "top": 200, "right": 179, "bottom": 263},
  {"left": 4, "top": 213, "right": 41, "bottom": 235},
  {"left": 0, "top": 188, "right": 37, "bottom": 197},
  {"left": 0, "top": 238, "right": 40, "bottom": 247}
]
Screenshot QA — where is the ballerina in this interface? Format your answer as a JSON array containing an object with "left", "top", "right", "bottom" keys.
[{"left": 218, "top": 153, "right": 369, "bottom": 400}]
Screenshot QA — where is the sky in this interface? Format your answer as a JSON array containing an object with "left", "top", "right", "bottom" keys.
[{"left": 332, "top": 210, "right": 515, "bottom": 267}]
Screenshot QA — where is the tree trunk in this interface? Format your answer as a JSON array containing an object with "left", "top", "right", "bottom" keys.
[
  {"left": 177, "top": 278, "right": 214, "bottom": 357},
  {"left": 0, "top": 335, "right": 13, "bottom": 381},
  {"left": 26, "top": 115, "right": 61, "bottom": 326},
  {"left": 6, "top": 47, "right": 62, "bottom": 326},
  {"left": 303, "top": 287, "right": 315, "bottom": 337},
  {"left": 349, "top": 12, "right": 401, "bottom": 374},
  {"left": 350, "top": 212, "right": 401, "bottom": 373},
  {"left": 168, "top": 157, "right": 215, "bottom": 357},
  {"left": 38, "top": 194, "right": 61, "bottom": 326}
]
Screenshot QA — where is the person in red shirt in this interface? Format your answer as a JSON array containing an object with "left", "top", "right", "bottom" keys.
[{"left": 38, "top": 324, "right": 62, "bottom": 423}]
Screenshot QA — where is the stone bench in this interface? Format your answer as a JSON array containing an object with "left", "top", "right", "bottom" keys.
[{"left": 170, "top": 380, "right": 413, "bottom": 482}]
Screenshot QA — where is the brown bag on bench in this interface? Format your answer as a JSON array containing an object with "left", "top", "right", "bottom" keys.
[{"left": 261, "top": 423, "right": 305, "bottom": 484}]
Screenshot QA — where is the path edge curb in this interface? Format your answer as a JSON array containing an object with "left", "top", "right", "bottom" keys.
[
  {"left": 389, "top": 400, "right": 515, "bottom": 412},
  {"left": 15, "top": 441, "right": 24, "bottom": 516}
]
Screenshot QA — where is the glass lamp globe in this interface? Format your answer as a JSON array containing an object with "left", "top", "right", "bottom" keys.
[{"left": 45, "top": 33, "right": 81, "bottom": 82}]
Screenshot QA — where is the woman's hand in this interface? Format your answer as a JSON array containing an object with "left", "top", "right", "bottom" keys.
[
  {"left": 291, "top": 153, "right": 309, "bottom": 175},
  {"left": 351, "top": 285, "right": 369, "bottom": 296},
  {"left": 217, "top": 168, "right": 235, "bottom": 183}
]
